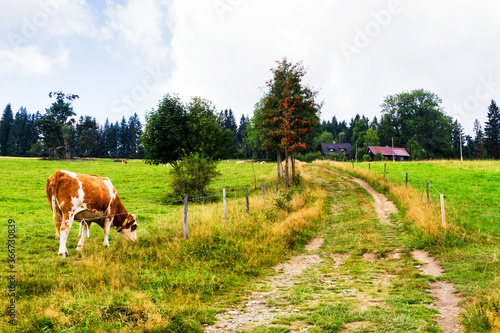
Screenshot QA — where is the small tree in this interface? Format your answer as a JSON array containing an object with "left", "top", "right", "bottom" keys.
[
  {"left": 484, "top": 100, "right": 500, "bottom": 158},
  {"left": 170, "top": 152, "right": 220, "bottom": 198}
]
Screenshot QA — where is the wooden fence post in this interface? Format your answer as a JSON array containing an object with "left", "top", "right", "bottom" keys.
[
  {"left": 245, "top": 188, "right": 249, "bottom": 213},
  {"left": 223, "top": 188, "right": 227, "bottom": 223},
  {"left": 352, "top": 161, "right": 354, "bottom": 169},
  {"left": 183, "top": 193, "right": 188, "bottom": 239},
  {"left": 369, "top": 163, "right": 371, "bottom": 171},
  {"left": 440, "top": 194, "right": 446, "bottom": 229},
  {"left": 276, "top": 181, "right": 279, "bottom": 194},
  {"left": 384, "top": 163, "right": 386, "bottom": 178},
  {"left": 405, "top": 173, "right": 408, "bottom": 188},
  {"left": 261, "top": 184, "right": 265, "bottom": 205},
  {"left": 426, "top": 181, "right": 430, "bottom": 205}
]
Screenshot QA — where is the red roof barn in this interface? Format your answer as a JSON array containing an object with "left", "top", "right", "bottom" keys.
[{"left": 367, "top": 146, "right": 411, "bottom": 161}]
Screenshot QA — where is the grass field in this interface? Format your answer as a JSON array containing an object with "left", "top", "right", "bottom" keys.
[
  {"left": 318, "top": 160, "right": 500, "bottom": 332},
  {"left": 1, "top": 157, "right": 499, "bottom": 332},
  {"left": 0, "top": 157, "right": 327, "bottom": 332}
]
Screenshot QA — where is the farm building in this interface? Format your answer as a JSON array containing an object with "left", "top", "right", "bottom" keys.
[
  {"left": 321, "top": 143, "right": 352, "bottom": 156},
  {"left": 367, "top": 146, "right": 411, "bottom": 161}
]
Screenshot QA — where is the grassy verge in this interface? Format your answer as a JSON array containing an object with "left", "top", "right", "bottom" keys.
[
  {"left": 314, "top": 160, "right": 500, "bottom": 332},
  {"left": 0, "top": 158, "right": 327, "bottom": 332}
]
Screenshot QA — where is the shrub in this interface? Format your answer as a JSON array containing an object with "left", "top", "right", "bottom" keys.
[
  {"left": 169, "top": 152, "right": 221, "bottom": 197},
  {"left": 296, "top": 151, "right": 323, "bottom": 163},
  {"left": 374, "top": 152, "right": 384, "bottom": 161},
  {"left": 363, "top": 154, "right": 370, "bottom": 162}
]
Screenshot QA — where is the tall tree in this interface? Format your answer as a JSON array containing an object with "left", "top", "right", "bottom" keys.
[
  {"left": 473, "top": 119, "right": 486, "bottom": 159},
  {"left": 484, "top": 100, "right": 500, "bottom": 158},
  {"left": 0, "top": 104, "right": 14, "bottom": 156},
  {"left": 378, "top": 89, "right": 453, "bottom": 158},
  {"left": 37, "top": 91, "right": 79, "bottom": 159},
  {"left": 141, "top": 94, "right": 235, "bottom": 165},
  {"left": 450, "top": 120, "right": 464, "bottom": 159},
  {"left": 128, "top": 113, "right": 144, "bottom": 158},
  {"left": 254, "top": 58, "right": 321, "bottom": 187},
  {"left": 6, "top": 107, "right": 38, "bottom": 156},
  {"left": 75, "top": 116, "right": 99, "bottom": 157}
]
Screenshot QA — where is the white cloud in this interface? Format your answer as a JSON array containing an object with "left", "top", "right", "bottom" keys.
[
  {"left": 0, "top": 45, "right": 69, "bottom": 75},
  {"left": 101, "top": 0, "right": 170, "bottom": 65},
  {"left": 158, "top": 0, "right": 500, "bottom": 136}
]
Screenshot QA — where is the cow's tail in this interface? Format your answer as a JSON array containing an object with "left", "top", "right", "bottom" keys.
[{"left": 46, "top": 171, "right": 62, "bottom": 238}]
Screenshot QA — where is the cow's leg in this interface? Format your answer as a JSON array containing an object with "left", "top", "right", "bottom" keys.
[
  {"left": 103, "top": 218, "right": 112, "bottom": 247},
  {"left": 76, "top": 222, "right": 89, "bottom": 251},
  {"left": 58, "top": 213, "right": 74, "bottom": 258}
]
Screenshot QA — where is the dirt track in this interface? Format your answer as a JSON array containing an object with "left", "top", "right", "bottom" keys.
[{"left": 205, "top": 169, "right": 462, "bottom": 332}]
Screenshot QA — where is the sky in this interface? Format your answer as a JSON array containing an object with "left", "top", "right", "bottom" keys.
[{"left": 1, "top": 0, "right": 500, "bottom": 136}]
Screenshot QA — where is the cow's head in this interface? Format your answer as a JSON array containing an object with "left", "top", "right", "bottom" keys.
[{"left": 117, "top": 214, "right": 138, "bottom": 242}]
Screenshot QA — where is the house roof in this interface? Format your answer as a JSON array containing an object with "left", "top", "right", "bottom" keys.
[
  {"left": 367, "top": 146, "right": 410, "bottom": 157},
  {"left": 321, "top": 143, "right": 351, "bottom": 155}
]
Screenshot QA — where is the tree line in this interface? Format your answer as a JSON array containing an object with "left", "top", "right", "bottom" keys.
[
  {"left": 1, "top": 85, "right": 499, "bottom": 162},
  {"left": 0, "top": 92, "right": 144, "bottom": 159}
]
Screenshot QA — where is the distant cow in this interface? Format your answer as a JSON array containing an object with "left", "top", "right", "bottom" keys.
[
  {"left": 122, "top": 158, "right": 127, "bottom": 164},
  {"left": 236, "top": 161, "right": 245, "bottom": 164},
  {"left": 46, "top": 170, "right": 137, "bottom": 258}
]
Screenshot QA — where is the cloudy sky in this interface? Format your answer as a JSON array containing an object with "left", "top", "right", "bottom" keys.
[{"left": 2, "top": 0, "right": 499, "bottom": 136}]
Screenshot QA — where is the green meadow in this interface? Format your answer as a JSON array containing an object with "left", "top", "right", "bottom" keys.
[
  {"left": 0, "top": 157, "right": 327, "bottom": 332},
  {"left": 1, "top": 157, "right": 499, "bottom": 332}
]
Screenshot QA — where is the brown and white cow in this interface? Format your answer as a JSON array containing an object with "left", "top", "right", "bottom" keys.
[{"left": 46, "top": 170, "right": 137, "bottom": 258}]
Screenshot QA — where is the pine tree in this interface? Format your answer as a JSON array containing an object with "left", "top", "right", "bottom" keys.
[
  {"left": 6, "top": 107, "right": 38, "bottom": 156},
  {"left": 484, "top": 100, "right": 500, "bottom": 158},
  {"left": 473, "top": 119, "right": 486, "bottom": 159},
  {"left": 128, "top": 113, "right": 143, "bottom": 158},
  {"left": 0, "top": 104, "right": 14, "bottom": 156}
]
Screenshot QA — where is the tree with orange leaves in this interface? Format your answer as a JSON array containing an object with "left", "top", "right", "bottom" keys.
[{"left": 254, "top": 58, "right": 321, "bottom": 188}]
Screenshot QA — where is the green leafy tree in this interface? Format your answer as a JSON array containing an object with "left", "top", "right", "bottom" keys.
[
  {"left": 364, "top": 127, "right": 379, "bottom": 147},
  {"left": 0, "top": 104, "right": 14, "bottom": 156},
  {"left": 37, "top": 91, "right": 79, "bottom": 159},
  {"left": 254, "top": 58, "right": 321, "bottom": 187},
  {"left": 378, "top": 89, "right": 453, "bottom": 158},
  {"left": 484, "top": 100, "right": 500, "bottom": 158},
  {"left": 314, "top": 131, "right": 334, "bottom": 151},
  {"left": 142, "top": 94, "right": 235, "bottom": 195},
  {"left": 141, "top": 94, "right": 186, "bottom": 164}
]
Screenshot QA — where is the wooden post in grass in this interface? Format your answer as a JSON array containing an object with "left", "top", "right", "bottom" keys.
[
  {"left": 384, "top": 163, "right": 386, "bottom": 178},
  {"left": 261, "top": 184, "right": 265, "bottom": 205},
  {"left": 440, "top": 194, "right": 446, "bottom": 228},
  {"left": 251, "top": 162, "right": 257, "bottom": 190},
  {"left": 405, "top": 173, "right": 408, "bottom": 188},
  {"left": 223, "top": 188, "right": 227, "bottom": 223},
  {"left": 352, "top": 161, "right": 354, "bottom": 169},
  {"left": 245, "top": 188, "right": 249, "bottom": 213},
  {"left": 276, "top": 181, "right": 279, "bottom": 194},
  {"left": 183, "top": 193, "right": 188, "bottom": 239},
  {"left": 426, "top": 181, "right": 430, "bottom": 205},
  {"left": 369, "top": 163, "right": 371, "bottom": 171}
]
